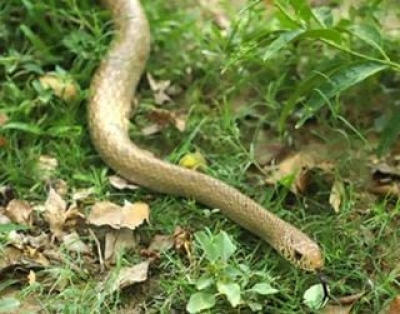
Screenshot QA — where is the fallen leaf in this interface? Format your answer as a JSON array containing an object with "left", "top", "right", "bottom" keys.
[
  {"left": 43, "top": 187, "right": 67, "bottom": 239},
  {"left": 141, "top": 123, "right": 163, "bottom": 136},
  {"left": 0, "top": 112, "right": 9, "bottom": 126},
  {"left": 321, "top": 304, "right": 353, "bottom": 314},
  {"left": 88, "top": 201, "right": 149, "bottom": 230},
  {"left": 379, "top": 295, "right": 400, "bottom": 314},
  {"left": 53, "top": 179, "right": 68, "bottom": 197},
  {"left": 265, "top": 152, "right": 315, "bottom": 193},
  {"left": 62, "top": 232, "right": 91, "bottom": 254},
  {"left": 109, "top": 175, "right": 139, "bottom": 191},
  {"left": 148, "top": 108, "right": 187, "bottom": 132},
  {"left": 147, "top": 73, "right": 171, "bottom": 105},
  {"left": 111, "top": 260, "right": 150, "bottom": 291},
  {"left": 329, "top": 180, "right": 344, "bottom": 213},
  {"left": 179, "top": 152, "right": 207, "bottom": 171},
  {"left": 104, "top": 229, "right": 138, "bottom": 263},
  {"left": 174, "top": 226, "right": 192, "bottom": 258},
  {"left": 28, "top": 270, "right": 36, "bottom": 285},
  {"left": 72, "top": 187, "right": 95, "bottom": 201},
  {"left": 4, "top": 199, "right": 33, "bottom": 226},
  {"left": 39, "top": 73, "right": 78, "bottom": 101},
  {"left": 37, "top": 155, "right": 58, "bottom": 181}
]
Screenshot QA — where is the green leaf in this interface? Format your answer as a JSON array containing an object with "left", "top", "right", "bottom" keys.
[
  {"left": 377, "top": 105, "right": 400, "bottom": 156},
  {"left": 214, "top": 231, "right": 237, "bottom": 263},
  {"left": 249, "top": 283, "right": 279, "bottom": 295},
  {"left": 195, "top": 275, "right": 214, "bottom": 290},
  {"left": 20, "top": 25, "right": 51, "bottom": 57},
  {"left": 263, "top": 30, "right": 304, "bottom": 61},
  {"left": 303, "top": 284, "right": 329, "bottom": 310},
  {"left": 312, "top": 6, "right": 334, "bottom": 27},
  {"left": 297, "top": 61, "right": 387, "bottom": 127},
  {"left": 350, "top": 24, "right": 386, "bottom": 58},
  {"left": 0, "top": 297, "right": 20, "bottom": 313},
  {"left": 217, "top": 282, "right": 241, "bottom": 307},
  {"left": 194, "top": 230, "right": 219, "bottom": 263},
  {"left": 0, "top": 224, "right": 29, "bottom": 233},
  {"left": 289, "top": 0, "right": 313, "bottom": 25},
  {"left": 1, "top": 122, "right": 44, "bottom": 135},
  {"left": 297, "top": 29, "right": 343, "bottom": 44},
  {"left": 186, "top": 292, "right": 216, "bottom": 314},
  {"left": 248, "top": 301, "right": 263, "bottom": 312}
]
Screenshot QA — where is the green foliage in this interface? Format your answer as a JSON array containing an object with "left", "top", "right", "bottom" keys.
[
  {"left": 186, "top": 230, "right": 278, "bottom": 313},
  {"left": 227, "top": 0, "right": 400, "bottom": 152}
]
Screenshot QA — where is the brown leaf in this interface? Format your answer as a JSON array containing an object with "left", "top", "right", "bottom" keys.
[
  {"left": 72, "top": 187, "right": 95, "bottom": 201},
  {"left": 0, "top": 112, "right": 9, "bottom": 126},
  {"left": 37, "top": 155, "right": 58, "bottom": 181},
  {"left": 62, "top": 232, "right": 91, "bottom": 254},
  {"left": 380, "top": 295, "right": 400, "bottom": 314},
  {"left": 104, "top": 229, "right": 138, "bottom": 263},
  {"left": 5, "top": 199, "right": 33, "bottom": 226},
  {"left": 147, "top": 73, "right": 171, "bottom": 105},
  {"left": 111, "top": 260, "right": 150, "bottom": 292},
  {"left": 265, "top": 152, "right": 315, "bottom": 193},
  {"left": 321, "top": 304, "right": 353, "bottom": 314},
  {"left": 329, "top": 180, "right": 344, "bottom": 213},
  {"left": 88, "top": 201, "right": 149, "bottom": 230},
  {"left": 109, "top": 175, "right": 139, "bottom": 191},
  {"left": 43, "top": 188, "right": 67, "bottom": 239},
  {"left": 148, "top": 108, "right": 187, "bottom": 132},
  {"left": 39, "top": 73, "right": 78, "bottom": 101}
]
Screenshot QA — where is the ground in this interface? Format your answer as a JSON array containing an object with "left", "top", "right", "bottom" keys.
[{"left": 1, "top": 0, "right": 400, "bottom": 313}]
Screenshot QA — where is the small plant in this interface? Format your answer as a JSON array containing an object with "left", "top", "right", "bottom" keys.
[{"left": 186, "top": 229, "right": 278, "bottom": 313}]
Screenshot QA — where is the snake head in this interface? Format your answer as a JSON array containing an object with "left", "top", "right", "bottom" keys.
[{"left": 279, "top": 234, "right": 324, "bottom": 271}]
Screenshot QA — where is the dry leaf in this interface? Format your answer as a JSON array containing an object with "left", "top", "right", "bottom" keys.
[
  {"left": 0, "top": 112, "right": 9, "bottom": 126},
  {"left": 179, "top": 151, "right": 207, "bottom": 171},
  {"left": 5, "top": 199, "right": 33, "bottom": 226},
  {"left": 28, "top": 270, "right": 36, "bottom": 285},
  {"left": 72, "top": 187, "right": 95, "bottom": 201},
  {"left": 43, "top": 188, "right": 67, "bottom": 239},
  {"left": 62, "top": 232, "right": 91, "bottom": 254},
  {"left": 147, "top": 73, "right": 171, "bottom": 105},
  {"left": 111, "top": 260, "right": 150, "bottom": 292},
  {"left": 321, "top": 292, "right": 363, "bottom": 314},
  {"left": 104, "top": 229, "right": 138, "bottom": 263},
  {"left": 321, "top": 304, "right": 353, "bottom": 314},
  {"left": 265, "top": 152, "right": 315, "bottom": 193},
  {"left": 109, "top": 175, "right": 139, "bottom": 191},
  {"left": 0, "top": 136, "right": 7, "bottom": 147},
  {"left": 174, "top": 226, "right": 192, "bottom": 258},
  {"left": 39, "top": 74, "right": 78, "bottom": 101},
  {"left": 148, "top": 108, "right": 186, "bottom": 132},
  {"left": 380, "top": 295, "right": 400, "bottom": 314},
  {"left": 37, "top": 155, "right": 58, "bottom": 181},
  {"left": 329, "top": 180, "right": 344, "bottom": 213},
  {"left": 141, "top": 123, "right": 163, "bottom": 136},
  {"left": 88, "top": 201, "right": 149, "bottom": 230},
  {"left": 53, "top": 179, "right": 68, "bottom": 197}
]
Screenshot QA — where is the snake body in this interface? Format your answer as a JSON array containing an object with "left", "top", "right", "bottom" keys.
[{"left": 88, "top": 0, "right": 324, "bottom": 270}]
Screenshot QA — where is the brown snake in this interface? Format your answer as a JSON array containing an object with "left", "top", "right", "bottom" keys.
[{"left": 88, "top": 0, "right": 324, "bottom": 270}]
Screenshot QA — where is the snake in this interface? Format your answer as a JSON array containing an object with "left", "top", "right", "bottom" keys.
[{"left": 88, "top": 0, "right": 324, "bottom": 271}]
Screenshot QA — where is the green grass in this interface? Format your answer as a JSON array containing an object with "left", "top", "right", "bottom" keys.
[{"left": 1, "top": 0, "right": 400, "bottom": 313}]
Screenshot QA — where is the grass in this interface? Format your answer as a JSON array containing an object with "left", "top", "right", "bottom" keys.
[{"left": 1, "top": 0, "right": 400, "bottom": 313}]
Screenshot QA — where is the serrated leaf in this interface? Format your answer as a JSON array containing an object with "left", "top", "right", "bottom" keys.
[
  {"left": 217, "top": 282, "right": 241, "bottom": 307},
  {"left": 186, "top": 292, "right": 216, "bottom": 313},
  {"left": 303, "top": 284, "right": 329, "bottom": 310},
  {"left": 195, "top": 275, "right": 214, "bottom": 290},
  {"left": 297, "top": 61, "right": 387, "bottom": 127},
  {"left": 249, "top": 283, "right": 279, "bottom": 295}
]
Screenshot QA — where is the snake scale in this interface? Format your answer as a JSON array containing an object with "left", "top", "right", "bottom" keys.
[{"left": 88, "top": 0, "right": 324, "bottom": 270}]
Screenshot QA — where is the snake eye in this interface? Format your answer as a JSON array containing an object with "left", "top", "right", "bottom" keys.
[{"left": 294, "top": 249, "right": 303, "bottom": 261}]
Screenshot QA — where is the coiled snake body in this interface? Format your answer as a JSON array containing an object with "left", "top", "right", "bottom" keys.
[{"left": 89, "top": 0, "right": 324, "bottom": 270}]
